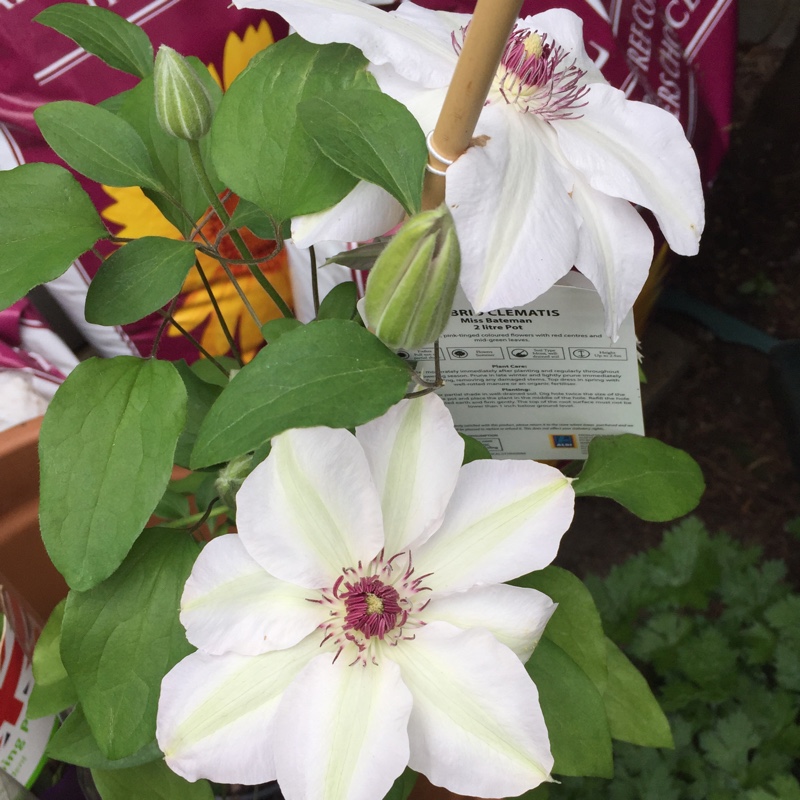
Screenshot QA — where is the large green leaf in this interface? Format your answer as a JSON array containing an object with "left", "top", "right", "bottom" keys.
[
  {"left": 191, "top": 319, "right": 409, "bottom": 467},
  {"left": 211, "top": 36, "right": 377, "bottom": 223},
  {"left": 28, "top": 599, "right": 77, "bottom": 719},
  {"left": 92, "top": 757, "right": 213, "bottom": 800},
  {"left": 603, "top": 637, "right": 674, "bottom": 748},
  {"left": 47, "top": 706, "right": 162, "bottom": 770},
  {"left": 383, "top": 768, "right": 418, "bottom": 800},
  {"left": 35, "top": 101, "right": 164, "bottom": 190},
  {"left": 40, "top": 357, "right": 187, "bottom": 590},
  {"left": 0, "top": 163, "right": 106, "bottom": 309},
  {"left": 526, "top": 638, "right": 613, "bottom": 778},
  {"left": 317, "top": 281, "right": 358, "bottom": 321},
  {"left": 85, "top": 237, "right": 197, "bottom": 325},
  {"left": 573, "top": 434, "right": 705, "bottom": 521},
  {"left": 117, "top": 66, "right": 223, "bottom": 236},
  {"left": 514, "top": 566, "right": 608, "bottom": 693},
  {"left": 34, "top": 4, "right": 154, "bottom": 78},
  {"left": 172, "top": 361, "right": 223, "bottom": 469},
  {"left": 298, "top": 89, "right": 426, "bottom": 214},
  {"left": 60, "top": 529, "right": 197, "bottom": 760}
]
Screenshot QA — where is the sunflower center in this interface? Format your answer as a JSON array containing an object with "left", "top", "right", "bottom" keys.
[{"left": 452, "top": 24, "right": 590, "bottom": 121}]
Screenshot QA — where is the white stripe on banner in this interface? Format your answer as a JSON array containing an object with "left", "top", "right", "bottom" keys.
[
  {"left": 686, "top": 0, "right": 733, "bottom": 62},
  {"left": 0, "top": 124, "right": 25, "bottom": 169}
]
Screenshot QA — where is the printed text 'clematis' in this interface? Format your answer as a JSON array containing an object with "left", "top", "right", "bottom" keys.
[
  {"left": 157, "top": 394, "right": 575, "bottom": 800},
  {"left": 233, "top": 0, "right": 704, "bottom": 338}
]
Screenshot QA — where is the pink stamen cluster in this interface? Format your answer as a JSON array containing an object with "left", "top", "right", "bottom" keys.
[
  {"left": 313, "top": 551, "right": 432, "bottom": 666},
  {"left": 452, "top": 24, "right": 590, "bottom": 121}
]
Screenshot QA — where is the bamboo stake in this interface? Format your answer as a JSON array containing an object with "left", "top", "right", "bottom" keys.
[{"left": 421, "top": 0, "right": 524, "bottom": 211}]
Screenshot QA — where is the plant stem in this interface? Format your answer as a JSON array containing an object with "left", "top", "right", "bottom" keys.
[
  {"left": 195, "top": 260, "right": 243, "bottom": 366},
  {"left": 156, "top": 309, "right": 230, "bottom": 378},
  {"left": 310, "top": 245, "right": 320, "bottom": 316},
  {"left": 187, "top": 140, "right": 294, "bottom": 320},
  {"left": 161, "top": 504, "right": 231, "bottom": 529},
  {"left": 151, "top": 296, "right": 179, "bottom": 358}
]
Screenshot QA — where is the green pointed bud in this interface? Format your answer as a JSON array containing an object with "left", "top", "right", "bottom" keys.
[
  {"left": 154, "top": 45, "right": 213, "bottom": 141},
  {"left": 215, "top": 452, "right": 256, "bottom": 512},
  {"left": 364, "top": 205, "right": 461, "bottom": 351}
]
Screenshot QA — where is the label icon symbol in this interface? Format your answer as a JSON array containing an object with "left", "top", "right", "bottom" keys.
[
  {"left": 452, "top": 349, "right": 468, "bottom": 358},
  {"left": 511, "top": 349, "right": 528, "bottom": 358},
  {"left": 571, "top": 349, "right": 591, "bottom": 359}
]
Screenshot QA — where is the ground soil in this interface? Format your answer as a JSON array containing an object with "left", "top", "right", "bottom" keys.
[{"left": 556, "top": 28, "right": 800, "bottom": 584}]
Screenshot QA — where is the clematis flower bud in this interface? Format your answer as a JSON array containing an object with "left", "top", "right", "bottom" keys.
[
  {"left": 154, "top": 46, "right": 213, "bottom": 141},
  {"left": 363, "top": 205, "right": 460, "bottom": 350}
]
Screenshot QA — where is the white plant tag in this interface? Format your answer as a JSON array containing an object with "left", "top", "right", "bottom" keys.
[{"left": 407, "top": 274, "right": 644, "bottom": 460}]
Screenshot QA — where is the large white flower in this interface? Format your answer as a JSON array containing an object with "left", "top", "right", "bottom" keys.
[
  {"left": 157, "top": 394, "right": 575, "bottom": 799},
  {"left": 233, "top": 0, "right": 704, "bottom": 338}
]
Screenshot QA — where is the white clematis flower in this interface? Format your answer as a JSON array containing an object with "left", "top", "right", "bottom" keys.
[
  {"left": 157, "top": 394, "right": 575, "bottom": 800},
  {"left": 233, "top": 0, "right": 704, "bottom": 338}
]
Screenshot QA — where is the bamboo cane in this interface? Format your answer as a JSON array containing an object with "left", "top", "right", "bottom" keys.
[{"left": 421, "top": 0, "right": 524, "bottom": 211}]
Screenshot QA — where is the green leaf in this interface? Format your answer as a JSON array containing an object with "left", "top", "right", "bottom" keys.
[
  {"left": 172, "top": 360, "right": 223, "bottom": 469},
  {"left": 514, "top": 566, "right": 608, "bottom": 693},
  {"left": 0, "top": 163, "right": 107, "bottom": 309},
  {"left": 34, "top": 3, "right": 154, "bottom": 78},
  {"left": 262, "top": 317, "right": 303, "bottom": 344},
  {"left": 383, "top": 768, "right": 418, "bottom": 800},
  {"left": 60, "top": 529, "right": 197, "bottom": 760},
  {"left": 189, "top": 356, "right": 239, "bottom": 388},
  {"left": 211, "top": 36, "right": 376, "bottom": 223},
  {"left": 85, "top": 237, "right": 197, "bottom": 325},
  {"left": 28, "top": 599, "right": 76, "bottom": 719},
  {"left": 92, "top": 758, "right": 214, "bottom": 800},
  {"left": 47, "top": 706, "right": 161, "bottom": 770},
  {"left": 603, "top": 638, "right": 673, "bottom": 748},
  {"left": 526, "top": 637, "right": 613, "bottom": 777},
  {"left": 116, "top": 66, "right": 223, "bottom": 236},
  {"left": 35, "top": 101, "right": 164, "bottom": 190},
  {"left": 228, "top": 198, "right": 279, "bottom": 240},
  {"left": 299, "top": 88, "right": 426, "bottom": 214},
  {"left": 573, "top": 434, "right": 705, "bottom": 522},
  {"left": 323, "top": 238, "right": 391, "bottom": 271},
  {"left": 153, "top": 489, "right": 191, "bottom": 520},
  {"left": 40, "top": 357, "right": 187, "bottom": 590},
  {"left": 317, "top": 281, "right": 358, "bottom": 321},
  {"left": 191, "top": 319, "right": 409, "bottom": 468},
  {"left": 460, "top": 433, "right": 492, "bottom": 464}
]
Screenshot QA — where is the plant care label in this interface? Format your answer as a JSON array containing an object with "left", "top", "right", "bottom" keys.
[
  {"left": 0, "top": 588, "right": 56, "bottom": 789},
  {"left": 407, "top": 274, "right": 644, "bottom": 460}
]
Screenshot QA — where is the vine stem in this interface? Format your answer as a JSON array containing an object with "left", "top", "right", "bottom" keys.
[
  {"left": 194, "top": 259, "right": 244, "bottom": 367},
  {"left": 310, "top": 245, "right": 320, "bottom": 316},
  {"left": 187, "top": 140, "right": 294, "bottom": 321},
  {"left": 160, "top": 504, "right": 231, "bottom": 529},
  {"left": 156, "top": 309, "right": 230, "bottom": 378}
]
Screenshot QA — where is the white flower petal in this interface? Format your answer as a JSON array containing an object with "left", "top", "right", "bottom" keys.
[
  {"left": 180, "top": 535, "right": 328, "bottom": 656},
  {"left": 233, "top": 0, "right": 458, "bottom": 87},
  {"left": 423, "top": 584, "right": 556, "bottom": 662},
  {"left": 415, "top": 459, "right": 574, "bottom": 592},
  {"left": 390, "top": 622, "right": 553, "bottom": 797},
  {"left": 236, "top": 427, "right": 384, "bottom": 589},
  {"left": 157, "top": 635, "right": 319, "bottom": 784},
  {"left": 448, "top": 105, "right": 580, "bottom": 313},
  {"left": 522, "top": 8, "right": 608, "bottom": 84},
  {"left": 552, "top": 83, "right": 704, "bottom": 255},
  {"left": 292, "top": 180, "right": 405, "bottom": 248},
  {"left": 571, "top": 175, "right": 655, "bottom": 339},
  {"left": 356, "top": 395, "right": 463, "bottom": 555},
  {"left": 274, "top": 653, "right": 412, "bottom": 800}
]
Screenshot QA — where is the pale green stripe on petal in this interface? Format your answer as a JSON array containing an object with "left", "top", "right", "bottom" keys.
[
  {"left": 390, "top": 622, "right": 553, "bottom": 797},
  {"left": 357, "top": 394, "right": 463, "bottom": 555},
  {"left": 416, "top": 459, "right": 574, "bottom": 592},
  {"left": 274, "top": 653, "right": 412, "bottom": 800},
  {"left": 157, "top": 635, "right": 319, "bottom": 785}
]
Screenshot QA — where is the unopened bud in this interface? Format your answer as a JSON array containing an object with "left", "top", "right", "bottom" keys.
[
  {"left": 154, "top": 46, "right": 213, "bottom": 141},
  {"left": 215, "top": 452, "right": 255, "bottom": 512},
  {"left": 363, "top": 205, "right": 460, "bottom": 350}
]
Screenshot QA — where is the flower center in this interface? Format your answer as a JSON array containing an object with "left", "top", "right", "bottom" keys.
[
  {"left": 452, "top": 24, "right": 590, "bottom": 121},
  {"left": 314, "top": 552, "right": 432, "bottom": 666}
]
